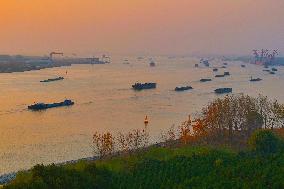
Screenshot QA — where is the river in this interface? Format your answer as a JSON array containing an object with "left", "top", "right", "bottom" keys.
[{"left": 0, "top": 55, "right": 283, "bottom": 174}]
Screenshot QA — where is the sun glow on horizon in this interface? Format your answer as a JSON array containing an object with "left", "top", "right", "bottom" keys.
[{"left": 0, "top": 0, "right": 283, "bottom": 55}]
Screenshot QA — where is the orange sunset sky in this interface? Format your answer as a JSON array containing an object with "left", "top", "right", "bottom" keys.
[{"left": 0, "top": 0, "right": 283, "bottom": 56}]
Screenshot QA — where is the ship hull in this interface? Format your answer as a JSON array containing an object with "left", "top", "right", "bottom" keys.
[
  {"left": 132, "top": 83, "right": 156, "bottom": 90},
  {"left": 28, "top": 100, "right": 74, "bottom": 110},
  {"left": 214, "top": 88, "right": 232, "bottom": 94}
]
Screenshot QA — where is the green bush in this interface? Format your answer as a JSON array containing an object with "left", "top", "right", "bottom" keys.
[
  {"left": 4, "top": 144, "right": 284, "bottom": 189},
  {"left": 248, "top": 130, "right": 283, "bottom": 154}
]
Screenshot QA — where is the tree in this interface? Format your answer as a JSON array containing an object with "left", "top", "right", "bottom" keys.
[
  {"left": 248, "top": 130, "right": 282, "bottom": 155},
  {"left": 93, "top": 132, "right": 115, "bottom": 158}
]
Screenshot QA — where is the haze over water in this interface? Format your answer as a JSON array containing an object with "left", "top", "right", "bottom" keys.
[
  {"left": 1, "top": 0, "right": 283, "bottom": 55},
  {"left": 0, "top": 56, "right": 283, "bottom": 174}
]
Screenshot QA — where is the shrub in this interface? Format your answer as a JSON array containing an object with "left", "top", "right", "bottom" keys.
[
  {"left": 248, "top": 130, "right": 282, "bottom": 154},
  {"left": 93, "top": 132, "right": 115, "bottom": 158},
  {"left": 5, "top": 145, "right": 284, "bottom": 189}
]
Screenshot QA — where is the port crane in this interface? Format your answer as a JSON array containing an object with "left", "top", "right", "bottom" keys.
[
  {"left": 49, "top": 52, "right": 64, "bottom": 62},
  {"left": 252, "top": 49, "right": 278, "bottom": 66}
]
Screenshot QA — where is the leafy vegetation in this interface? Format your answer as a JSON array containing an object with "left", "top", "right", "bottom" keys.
[
  {"left": 248, "top": 129, "right": 284, "bottom": 155},
  {"left": 5, "top": 131, "right": 284, "bottom": 189},
  {"left": 92, "top": 94, "right": 284, "bottom": 158}
]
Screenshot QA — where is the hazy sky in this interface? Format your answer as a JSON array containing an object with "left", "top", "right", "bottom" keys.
[{"left": 0, "top": 0, "right": 283, "bottom": 56}]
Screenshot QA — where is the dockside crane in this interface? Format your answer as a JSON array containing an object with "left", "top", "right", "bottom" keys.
[
  {"left": 49, "top": 52, "right": 64, "bottom": 63},
  {"left": 252, "top": 49, "right": 278, "bottom": 66}
]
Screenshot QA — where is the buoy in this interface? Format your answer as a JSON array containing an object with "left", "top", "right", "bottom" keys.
[{"left": 144, "top": 116, "right": 149, "bottom": 125}]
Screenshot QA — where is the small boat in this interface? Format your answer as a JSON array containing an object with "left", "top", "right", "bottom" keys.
[
  {"left": 215, "top": 74, "right": 225, "bottom": 78},
  {"left": 175, "top": 86, "right": 193, "bottom": 91},
  {"left": 123, "top": 59, "right": 130, "bottom": 64},
  {"left": 149, "top": 61, "right": 156, "bottom": 67},
  {"left": 101, "top": 54, "right": 111, "bottom": 64},
  {"left": 272, "top": 68, "right": 278, "bottom": 71},
  {"left": 40, "top": 77, "right": 64, "bottom": 83},
  {"left": 203, "top": 61, "right": 210, "bottom": 67},
  {"left": 213, "top": 68, "right": 218, "bottom": 72},
  {"left": 200, "top": 78, "right": 212, "bottom": 82},
  {"left": 270, "top": 71, "right": 276, "bottom": 75},
  {"left": 132, "top": 82, "right": 157, "bottom": 90},
  {"left": 200, "top": 59, "right": 210, "bottom": 67},
  {"left": 214, "top": 88, "right": 232, "bottom": 94},
  {"left": 241, "top": 65, "right": 246, "bottom": 68},
  {"left": 28, "top": 99, "right": 74, "bottom": 111},
  {"left": 250, "top": 77, "right": 262, "bottom": 82},
  {"left": 224, "top": 72, "right": 230, "bottom": 76},
  {"left": 263, "top": 69, "right": 270, "bottom": 72}
]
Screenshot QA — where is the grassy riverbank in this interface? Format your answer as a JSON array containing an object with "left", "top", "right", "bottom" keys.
[{"left": 4, "top": 129, "right": 284, "bottom": 189}]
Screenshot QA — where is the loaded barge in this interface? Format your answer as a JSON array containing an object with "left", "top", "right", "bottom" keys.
[
  {"left": 40, "top": 77, "right": 64, "bottom": 83},
  {"left": 28, "top": 99, "right": 74, "bottom": 110},
  {"left": 132, "top": 83, "right": 156, "bottom": 90},
  {"left": 175, "top": 86, "right": 193, "bottom": 91},
  {"left": 200, "top": 78, "right": 212, "bottom": 82},
  {"left": 214, "top": 88, "right": 232, "bottom": 94}
]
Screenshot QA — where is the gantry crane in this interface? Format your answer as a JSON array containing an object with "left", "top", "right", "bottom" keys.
[
  {"left": 252, "top": 49, "right": 278, "bottom": 65},
  {"left": 49, "top": 52, "right": 64, "bottom": 62}
]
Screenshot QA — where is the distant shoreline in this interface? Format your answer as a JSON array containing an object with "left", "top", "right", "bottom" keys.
[
  {"left": 0, "top": 57, "right": 109, "bottom": 73},
  {"left": 224, "top": 56, "right": 284, "bottom": 66},
  {"left": 0, "top": 62, "right": 72, "bottom": 73}
]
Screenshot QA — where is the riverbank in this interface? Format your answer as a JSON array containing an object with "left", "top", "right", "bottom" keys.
[
  {"left": 2, "top": 93, "right": 284, "bottom": 187},
  {"left": 0, "top": 61, "right": 72, "bottom": 73},
  {"left": 0, "top": 156, "right": 98, "bottom": 185},
  {"left": 2, "top": 128, "right": 284, "bottom": 187},
  {"left": 224, "top": 56, "right": 284, "bottom": 66},
  {"left": 3, "top": 129, "right": 284, "bottom": 188},
  {"left": 0, "top": 57, "right": 108, "bottom": 73},
  {"left": 0, "top": 141, "right": 166, "bottom": 185},
  {"left": 1, "top": 93, "right": 284, "bottom": 185}
]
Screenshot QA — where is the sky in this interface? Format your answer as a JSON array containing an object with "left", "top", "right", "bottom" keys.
[{"left": 0, "top": 0, "right": 283, "bottom": 56}]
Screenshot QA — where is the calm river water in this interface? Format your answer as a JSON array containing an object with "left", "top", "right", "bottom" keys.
[{"left": 0, "top": 56, "right": 284, "bottom": 174}]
